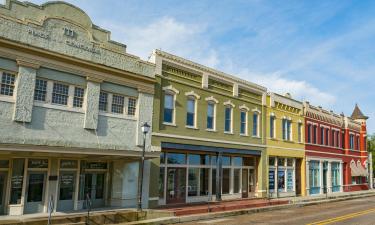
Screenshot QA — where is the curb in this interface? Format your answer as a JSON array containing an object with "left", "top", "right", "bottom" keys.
[{"left": 119, "top": 192, "right": 375, "bottom": 225}]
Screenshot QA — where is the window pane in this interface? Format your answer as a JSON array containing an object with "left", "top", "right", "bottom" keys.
[
  {"left": 0, "top": 72, "right": 16, "bottom": 96},
  {"left": 159, "top": 167, "right": 165, "bottom": 198},
  {"left": 277, "top": 170, "right": 285, "bottom": 191},
  {"left": 160, "top": 152, "right": 165, "bottom": 164},
  {"left": 244, "top": 157, "right": 255, "bottom": 166},
  {"left": 270, "top": 116, "right": 274, "bottom": 138},
  {"left": 277, "top": 158, "right": 285, "bottom": 167},
  {"left": 111, "top": 95, "right": 124, "bottom": 114},
  {"left": 253, "top": 114, "right": 258, "bottom": 136},
  {"left": 287, "top": 158, "right": 293, "bottom": 167},
  {"left": 167, "top": 153, "right": 186, "bottom": 164},
  {"left": 222, "top": 156, "right": 231, "bottom": 166},
  {"left": 164, "top": 94, "right": 173, "bottom": 109},
  {"left": 207, "top": 103, "right": 214, "bottom": 129},
  {"left": 287, "top": 170, "right": 293, "bottom": 191},
  {"left": 10, "top": 159, "right": 25, "bottom": 204},
  {"left": 232, "top": 157, "right": 242, "bottom": 166},
  {"left": 164, "top": 94, "right": 174, "bottom": 123},
  {"left": 34, "top": 79, "right": 47, "bottom": 101},
  {"left": 164, "top": 108, "right": 173, "bottom": 123},
  {"left": 186, "top": 99, "right": 195, "bottom": 126},
  {"left": 99, "top": 92, "right": 108, "bottom": 111},
  {"left": 212, "top": 169, "right": 217, "bottom": 195},
  {"left": 222, "top": 168, "right": 230, "bottom": 194},
  {"left": 59, "top": 173, "right": 75, "bottom": 200},
  {"left": 240, "top": 111, "right": 246, "bottom": 134},
  {"left": 200, "top": 168, "right": 209, "bottom": 196},
  {"left": 189, "top": 154, "right": 210, "bottom": 165},
  {"left": 73, "top": 87, "right": 84, "bottom": 108},
  {"left": 127, "top": 98, "right": 137, "bottom": 115},
  {"left": 188, "top": 168, "right": 199, "bottom": 197},
  {"left": 52, "top": 82, "right": 69, "bottom": 105},
  {"left": 269, "top": 157, "right": 276, "bottom": 167},
  {"left": 225, "top": 107, "right": 231, "bottom": 132},
  {"left": 233, "top": 169, "right": 241, "bottom": 194}
]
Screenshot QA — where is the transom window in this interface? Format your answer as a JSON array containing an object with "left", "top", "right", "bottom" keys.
[
  {"left": 127, "top": 98, "right": 137, "bottom": 115},
  {"left": 99, "top": 92, "right": 108, "bottom": 111},
  {"left": 73, "top": 87, "right": 84, "bottom": 108},
  {"left": 34, "top": 79, "right": 47, "bottom": 101},
  {"left": 0, "top": 72, "right": 16, "bottom": 96},
  {"left": 111, "top": 95, "right": 125, "bottom": 114},
  {"left": 52, "top": 82, "right": 69, "bottom": 105}
]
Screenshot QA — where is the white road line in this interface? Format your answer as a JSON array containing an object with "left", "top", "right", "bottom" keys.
[{"left": 198, "top": 218, "right": 233, "bottom": 224}]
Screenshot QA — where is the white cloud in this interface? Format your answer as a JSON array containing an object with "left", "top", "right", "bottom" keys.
[
  {"left": 101, "top": 16, "right": 219, "bottom": 67},
  {"left": 237, "top": 69, "right": 336, "bottom": 108}
]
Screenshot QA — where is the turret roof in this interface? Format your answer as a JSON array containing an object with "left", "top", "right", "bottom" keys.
[{"left": 351, "top": 104, "right": 369, "bottom": 120}]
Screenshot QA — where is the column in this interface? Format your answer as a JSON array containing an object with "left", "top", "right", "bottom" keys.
[
  {"left": 136, "top": 91, "right": 153, "bottom": 147},
  {"left": 257, "top": 150, "right": 267, "bottom": 198},
  {"left": 319, "top": 160, "right": 323, "bottom": 194},
  {"left": 327, "top": 162, "right": 332, "bottom": 193},
  {"left": 83, "top": 77, "right": 101, "bottom": 130},
  {"left": 340, "top": 162, "right": 344, "bottom": 192},
  {"left": 12, "top": 60, "right": 39, "bottom": 122},
  {"left": 306, "top": 160, "right": 310, "bottom": 196},
  {"left": 216, "top": 152, "right": 222, "bottom": 201}
]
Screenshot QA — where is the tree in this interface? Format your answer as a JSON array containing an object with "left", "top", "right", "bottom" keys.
[{"left": 367, "top": 134, "right": 375, "bottom": 177}]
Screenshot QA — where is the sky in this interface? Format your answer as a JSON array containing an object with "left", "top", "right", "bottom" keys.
[{"left": 10, "top": 0, "right": 375, "bottom": 132}]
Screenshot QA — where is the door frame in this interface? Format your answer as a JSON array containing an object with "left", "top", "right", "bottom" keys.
[
  {"left": 166, "top": 167, "right": 186, "bottom": 204},
  {"left": 24, "top": 171, "right": 47, "bottom": 214},
  {"left": 57, "top": 171, "right": 76, "bottom": 212}
]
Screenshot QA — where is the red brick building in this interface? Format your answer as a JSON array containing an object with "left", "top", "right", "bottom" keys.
[{"left": 304, "top": 103, "right": 370, "bottom": 195}]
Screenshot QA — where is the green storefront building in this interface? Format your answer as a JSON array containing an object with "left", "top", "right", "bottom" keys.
[{"left": 149, "top": 50, "right": 268, "bottom": 206}]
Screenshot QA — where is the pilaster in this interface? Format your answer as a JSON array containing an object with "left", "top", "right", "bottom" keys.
[
  {"left": 12, "top": 59, "right": 39, "bottom": 122},
  {"left": 327, "top": 162, "right": 332, "bottom": 193},
  {"left": 305, "top": 160, "right": 310, "bottom": 196},
  {"left": 83, "top": 77, "right": 101, "bottom": 130},
  {"left": 340, "top": 162, "right": 344, "bottom": 192},
  {"left": 136, "top": 91, "right": 153, "bottom": 147}
]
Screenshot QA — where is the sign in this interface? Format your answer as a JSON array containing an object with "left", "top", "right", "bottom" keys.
[
  {"left": 60, "top": 174, "right": 74, "bottom": 187},
  {"left": 269, "top": 170, "right": 275, "bottom": 191},
  {"left": 60, "top": 160, "right": 78, "bottom": 169},
  {"left": 11, "top": 175, "right": 23, "bottom": 188},
  {"left": 28, "top": 159, "right": 48, "bottom": 168},
  {"left": 83, "top": 162, "right": 107, "bottom": 170},
  {"left": 287, "top": 170, "right": 293, "bottom": 190}
]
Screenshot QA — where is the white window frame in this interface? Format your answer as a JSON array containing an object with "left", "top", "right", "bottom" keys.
[
  {"left": 270, "top": 114, "right": 276, "bottom": 139},
  {"left": 252, "top": 108, "right": 261, "bottom": 138},
  {"left": 98, "top": 91, "right": 138, "bottom": 119},
  {"left": 206, "top": 100, "right": 217, "bottom": 131},
  {"left": 240, "top": 109, "right": 248, "bottom": 136},
  {"left": 0, "top": 71, "right": 17, "bottom": 102},
  {"left": 162, "top": 86, "right": 179, "bottom": 126},
  {"left": 186, "top": 95, "right": 198, "bottom": 129},
  {"left": 224, "top": 105, "right": 234, "bottom": 134}
]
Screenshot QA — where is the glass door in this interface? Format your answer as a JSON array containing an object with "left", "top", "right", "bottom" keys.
[
  {"left": 24, "top": 172, "right": 46, "bottom": 214},
  {"left": 0, "top": 172, "right": 7, "bottom": 215},
  {"left": 242, "top": 169, "right": 248, "bottom": 198},
  {"left": 57, "top": 172, "right": 76, "bottom": 211},
  {"left": 249, "top": 169, "right": 256, "bottom": 197},
  {"left": 166, "top": 168, "right": 186, "bottom": 204},
  {"left": 84, "top": 173, "right": 105, "bottom": 208}
]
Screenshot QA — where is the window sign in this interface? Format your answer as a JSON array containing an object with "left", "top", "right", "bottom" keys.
[
  {"left": 60, "top": 160, "right": 78, "bottom": 169},
  {"left": 278, "top": 170, "right": 285, "bottom": 191},
  {"left": 10, "top": 159, "right": 25, "bottom": 204},
  {"left": 28, "top": 159, "right": 48, "bottom": 168},
  {"left": 287, "top": 170, "right": 293, "bottom": 191},
  {"left": 269, "top": 170, "right": 275, "bottom": 192},
  {"left": 82, "top": 161, "right": 107, "bottom": 170}
]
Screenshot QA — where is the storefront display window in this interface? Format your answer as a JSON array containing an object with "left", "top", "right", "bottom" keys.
[
  {"left": 269, "top": 170, "right": 275, "bottom": 192},
  {"left": 309, "top": 161, "right": 320, "bottom": 194},
  {"left": 287, "top": 170, "right": 293, "bottom": 191},
  {"left": 10, "top": 158, "right": 25, "bottom": 204},
  {"left": 200, "top": 168, "right": 209, "bottom": 196},
  {"left": 222, "top": 168, "right": 230, "bottom": 194},
  {"left": 233, "top": 169, "right": 241, "bottom": 193},
  {"left": 167, "top": 153, "right": 186, "bottom": 164},
  {"left": 331, "top": 162, "right": 340, "bottom": 192},
  {"left": 277, "top": 170, "right": 285, "bottom": 191},
  {"left": 188, "top": 168, "right": 199, "bottom": 196}
]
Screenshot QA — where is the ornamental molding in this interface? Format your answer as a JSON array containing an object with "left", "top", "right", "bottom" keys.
[
  {"left": 239, "top": 104, "right": 250, "bottom": 111},
  {"left": 223, "top": 100, "right": 235, "bottom": 108},
  {"left": 205, "top": 96, "right": 219, "bottom": 104},
  {"left": 162, "top": 85, "right": 179, "bottom": 94},
  {"left": 185, "top": 91, "right": 201, "bottom": 99}
]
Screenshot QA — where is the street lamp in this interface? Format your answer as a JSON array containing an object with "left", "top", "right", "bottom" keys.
[{"left": 138, "top": 122, "right": 150, "bottom": 211}]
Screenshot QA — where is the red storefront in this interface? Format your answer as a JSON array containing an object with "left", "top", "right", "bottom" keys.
[{"left": 304, "top": 103, "right": 370, "bottom": 195}]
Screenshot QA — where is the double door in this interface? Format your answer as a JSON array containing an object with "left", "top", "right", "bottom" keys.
[
  {"left": 242, "top": 168, "right": 256, "bottom": 198},
  {"left": 84, "top": 173, "right": 105, "bottom": 208},
  {"left": 0, "top": 172, "right": 7, "bottom": 215}
]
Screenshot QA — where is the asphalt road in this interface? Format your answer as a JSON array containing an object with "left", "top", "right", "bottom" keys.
[{"left": 179, "top": 196, "right": 375, "bottom": 225}]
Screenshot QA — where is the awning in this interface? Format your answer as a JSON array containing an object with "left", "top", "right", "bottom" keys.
[
  {"left": 161, "top": 142, "right": 261, "bottom": 156},
  {"left": 350, "top": 159, "right": 368, "bottom": 177}
]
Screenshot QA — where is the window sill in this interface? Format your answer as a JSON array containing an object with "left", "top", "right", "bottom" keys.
[
  {"left": 206, "top": 129, "right": 217, "bottom": 132},
  {"left": 252, "top": 136, "right": 261, "bottom": 139},
  {"left": 240, "top": 134, "right": 249, "bottom": 137},
  {"left": 0, "top": 95, "right": 15, "bottom": 103},
  {"left": 268, "top": 137, "right": 279, "bottom": 141},
  {"left": 34, "top": 101, "right": 85, "bottom": 114},
  {"left": 98, "top": 111, "right": 137, "bottom": 120},
  {"left": 224, "top": 131, "right": 234, "bottom": 135},
  {"left": 283, "top": 140, "right": 295, "bottom": 143},
  {"left": 186, "top": 125, "right": 198, "bottom": 130},
  {"left": 162, "top": 122, "right": 177, "bottom": 127}
]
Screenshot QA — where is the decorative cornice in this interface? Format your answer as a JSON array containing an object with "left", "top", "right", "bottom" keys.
[
  {"left": 223, "top": 100, "right": 235, "bottom": 108},
  {"left": 16, "top": 58, "right": 40, "bottom": 69},
  {"left": 205, "top": 96, "right": 219, "bottom": 104},
  {"left": 252, "top": 107, "right": 261, "bottom": 114},
  {"left": 86, "top": 76, "right": 103, "bottom": 83},
  {"left": 239, "top": 104, "right": 250, "bottom": 111},
  {"left": 162, "top": 85, "right": 180, "bottom": 94},
  {"left": 185, "top": 91, "right": 201, "bottom": 99}
]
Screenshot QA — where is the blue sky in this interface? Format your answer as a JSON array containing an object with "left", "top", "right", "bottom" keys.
[{"left": 20, "top": 0, "right": 375, "bottom": 133}]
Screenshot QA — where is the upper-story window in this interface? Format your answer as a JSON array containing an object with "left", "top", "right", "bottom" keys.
[
  {"left": 313, "top": 125, "right": 317, "bottom": 144},
  {"left": 342, "top": 132, "right": 345, "bottom": 149},
  {"left": 349, "top": 134, "right": 354, "bottom": 150},
  {"left": 240, "top": 110, "right": 247, "bottom": 135},
  {"left": 282, "top": 118, "right": 291, "bottom": 141},
  {"left": 207, "top": 102, "right": 215, "bottom": 130},
  {"left": 73, "top": 87, "right": 85, "bottom": 108},
  {"left": 34, "top": 79, "right": 47, "bottom": 101},
  {"left": 163, "top": 93, "right": 175, "bottom": 124},
  {"left": 307, "top": 124, "right": 311, "bottom": 143},
  {"left": 127, "top": 98, "right": 137, "bottom": 116},
  {"left": 298, "top": 122, "right": 302, "bottom": 143},
  {"left": 332, "top": 130, "right": 335, "bottom": 147},
  {"left": 320, "top": 127, "right": 325, "bottom": 145},
  {"left": 224, "top": 106, "right": 232, "bottom": 133},
  {"left": 356, "top": 136, "right": 360, "bottom": 150},
  {"left": 111, "top": 95, "right": 125, "bottom": 114},
  {"left": 186, "top": 97, "right": 196, "bottom": 127},
  {"left": 52, "top": 82, "right": 69, "bottom": 105},
  {"left": 253, "top": 112, "right": 259, "bottom": 137},
  {"left": 270, "top": 115, "right": 276, "bottom": 138},
  {"left": 325, "top": 129, "right": 329, "bottom": 146},
  {"left": 0, "top": 72, "right": 16, "bottom": 97},
  {"left": 336, "top": 131, "right": 340, "bottom": 148},
  {"left": 99, "top": 92, "right": 108, "bottom": 111}
]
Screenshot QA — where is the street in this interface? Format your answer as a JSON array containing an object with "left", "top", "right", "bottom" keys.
[{"left": 180, "top": 196, "right": 375, "bottom": 225}]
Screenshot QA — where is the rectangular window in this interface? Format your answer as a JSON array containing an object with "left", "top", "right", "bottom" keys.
[
  {"left": 167, "top": 153, "right": 186, "bottom": 164},
  {"left": 127, "top": 98, "right": 137, "bottom": 115},
  {"left": 222, "top": 168, "right": 230, "bottom": 194},
  {"left": 332, "top": 130, "right": 335, "bottom": 147},
  {"left": 278, "top": 170, "right": 285, "bottom": 191},
  {"left": 326, "top": 129, "right": 329, "bottom": 146},
  {"left": 111, "top": 94, "right": 124, "bottom": 114},
  {"left": 207, "top": 102, "right": 214, "bottom": 129},
  {"left": 52, "top": 82, "right": 69, "bottom": 105},
  {"left": 270, "top": 116, "right": 275, "bottom": 138},
  {"left": 356, "top": 136, "right": 360, "bottom": 150},
  {"left": 298, "top": 123, "right": 302, "bottom": 142},
  {"left": 240, "top": 111, "right": 247, "bottom": 135},
  {"left": 0, "top": 72, "right": 16, "bottom": 96},
  {"left": 224, "top": 107, "right": 232, "bottom": 132},
  {"left": 253, "top": 113, "right": 258, "bottom": 136},
  {"left": 321, "top": 127, "right": 325, "bottom": 145},
  {"left": 287, "top": 170, "right": 293, "bottom": 191},
  {"left": 73, "top": 87, "right": 84, "bottom": 108},
  {"left": 287, "top": 120, "right": 291, "bottom": 141},
  {"left": 163, "top": 94, "right": 174, "bottom": 123},
  {"left": 309, "top": 161, "right": 320, "bottom": 194},
  {"left": 313, "top": 126, "right": 317, "bottom": 144},
  {"left": 186, "top": 98, "right": 195, "bottom": 127},
  {"left": 188, "top": 168, "right": 199, "bottom": 197},
  {"left": 282, "top": 119, "right": 286, "bottom": 140},
  {"left": 233, "top": 169, "right": 241, "bottom": 194},
  {"left": 282, "top": 119, "right": 291, "bottom": 141},
  {"left": 350, "top": 134, "right": 354, "bottom": 150},
  {"left": 307, "top": 124, "right": 311, "bottom": 143},
  {"left": 99, "top": 92, "right": 108, "bottom": 111},
  {"left": 34, "top": 79, "right": 47, "bottom": 101}
]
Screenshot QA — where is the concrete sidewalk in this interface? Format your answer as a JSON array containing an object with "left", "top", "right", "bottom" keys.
[{"left": 121, "top": 190, "right": 375, "bottom": 225}]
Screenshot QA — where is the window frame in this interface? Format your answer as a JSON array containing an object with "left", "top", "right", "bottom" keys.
[
  {"left": 240, "top": 110, "right": 248, "bottom": 135},
  {"left": 252, "top": 111, "right": 260, "bottom": 137},
  {"left": 186, "top": 95, "right": 197, "bottom": 128},
  {"left": 163, "top": 91, "right": 177, "bottom": 125},
  {"left": 206, "top": 101, "right": 216, "bottom": 131},
  {"left": 224, "top": 105, "right": 233, "bottom": 134},
  {"left": 0, "top": 71, "right": 16, "bottom": 98}
]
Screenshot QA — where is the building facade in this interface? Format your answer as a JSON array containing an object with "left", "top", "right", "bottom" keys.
[
  {"left": 0, "top": 0, "right": 156, "bottom": 215},
  {"left": 149, "top": 50, "right": 268, "bottom": 206},
  {"left": 304, "top": 102, "right": 370, "bottom": 196},
  {"left": 265, "top": 93, "right": 306, "bottom": 197}
]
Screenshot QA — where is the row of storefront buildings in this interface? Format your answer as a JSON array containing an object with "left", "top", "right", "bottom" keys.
[{"left": 0, "top": 0, "right": 372, "bottom": 216}]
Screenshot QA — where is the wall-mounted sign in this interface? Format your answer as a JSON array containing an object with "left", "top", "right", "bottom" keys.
[
  {"left": 83, "top": 162, "right": 107, "bottom": 170},
  {"left": 269, "top": 170, "right": 275, "bottom": 191},
  {"left": 66, "top": 40, "right": 100, "bottom": 54},
  {"left": 28, "top": 159, "right": 48, "bottom": 168},
  {"left": 27, "top": 28, "right": 50, "bottom": 39},
  {"left": 60, "top": 160, "right": 78, "bottom": 169}
]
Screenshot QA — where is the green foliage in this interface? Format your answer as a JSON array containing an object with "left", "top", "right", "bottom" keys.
[{"left": 367, "top": 134, "right": 375, "bottom": 176}]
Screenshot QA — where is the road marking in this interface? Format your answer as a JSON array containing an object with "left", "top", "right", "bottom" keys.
[
  {"left": 198, "top": 218, "right": 233, "bottom": 224},
  {"left": 307, "top": 208, "right": 375, "bottom": 225}
]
